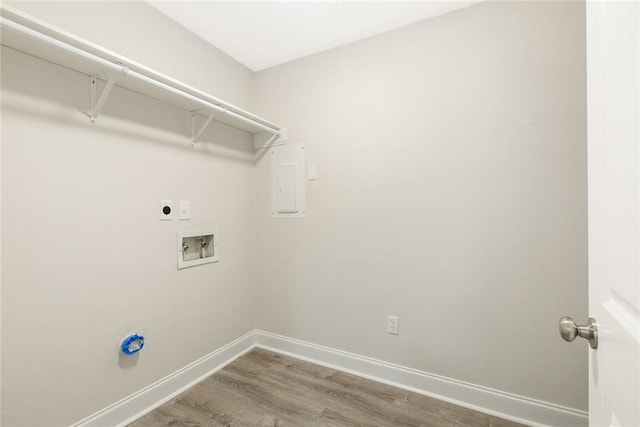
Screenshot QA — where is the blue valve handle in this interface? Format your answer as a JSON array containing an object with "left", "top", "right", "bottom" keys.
[{"left": 121, "top": 334, "right": 145, "bottom": 355}]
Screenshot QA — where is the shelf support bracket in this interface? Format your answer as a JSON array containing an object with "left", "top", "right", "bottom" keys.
[
  {"left": 90, "top": 71, "right": 119, "bottom": 123},
  {"left": 191, "top": 109, "right": 224, "bottom": 146},
  {"left": 263, "top": 133, "right": 279, "bottom": 147},
  {"left": 253, "top": 128, "right": 287, "bottom": 150}
]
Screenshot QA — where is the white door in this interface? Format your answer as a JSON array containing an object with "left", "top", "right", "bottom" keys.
[{"left": 586, "top": 1, "right": 640, "bottom": 426}]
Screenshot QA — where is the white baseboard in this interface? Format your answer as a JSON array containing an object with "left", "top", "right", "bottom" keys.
[
  {"left": 71, "top": 331, "right": 256, "bottom": 427},
  {"left": 254, "top": 330, "right": 588, "bottom": 427},
  {"left": 72, "top": 329, "right": 588, "bottom": 427}
]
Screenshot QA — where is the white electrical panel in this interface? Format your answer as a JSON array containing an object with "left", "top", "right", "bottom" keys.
[
  {"left": 271, "top": 143, "right": 306, "bottom": 218},
  {"left": 177, "top": 229, "right": 218, "bottom": 269},
  {"left": 277, "top": 164, "right": 298, "bottom": 213}
]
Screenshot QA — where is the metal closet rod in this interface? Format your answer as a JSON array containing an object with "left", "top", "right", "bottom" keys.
[{"left": 0, "top": 16, "right": 281, "bottom": 136}]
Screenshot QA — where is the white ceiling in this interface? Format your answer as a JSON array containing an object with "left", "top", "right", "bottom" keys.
[{"left": 147, "top": 1, "right": 479, "bottom": 71}]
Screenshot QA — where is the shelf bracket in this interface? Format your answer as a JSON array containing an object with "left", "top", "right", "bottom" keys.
[
  {"left": 90, "top": 71, "right": 120, "bottom": 123},
  {"left": 253, "top": 128, "right": 287, "bottom": 150},
  {"left": 191, "top": 109, "right": 224, "bottom": 146}
]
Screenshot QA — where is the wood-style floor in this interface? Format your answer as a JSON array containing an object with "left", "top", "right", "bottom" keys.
[{"left": 128, "top": 348, "right": 528, "bottom": 427}]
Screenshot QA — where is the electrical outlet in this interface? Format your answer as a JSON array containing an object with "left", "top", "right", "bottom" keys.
[
  {"left": 179, "top": 200, "right": 190, "bottom": 220},
  {"left": 160, "top": 199, "right": 173, "bottom": 220},
  {"left": 387, "top": 315, "right": 399, "bottom": 335}
]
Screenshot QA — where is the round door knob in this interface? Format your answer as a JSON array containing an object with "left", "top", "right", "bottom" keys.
[
  {"left": 559, "top": 316, "right": 578, "bottom": 342},
  {"left": 559, "top": 316, "right": 598, "bottom": 349}
]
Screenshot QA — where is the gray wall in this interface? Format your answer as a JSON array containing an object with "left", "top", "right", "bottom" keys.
[
  {"left": 253, "top": 1, "right": 588, "bottom": 411},
  {"left": 1, "top": 2, "right": 256, "bottom": 426}
]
